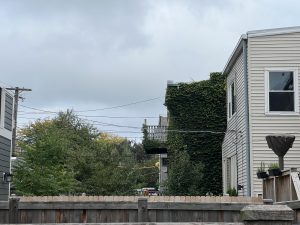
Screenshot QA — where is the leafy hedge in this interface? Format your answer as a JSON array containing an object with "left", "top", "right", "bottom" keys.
[{"left": 165, "top": 72, "right": 226, "bottom": 195}]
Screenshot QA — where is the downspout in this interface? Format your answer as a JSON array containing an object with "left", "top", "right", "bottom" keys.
[{"left": 242, "top": 37, "right": 251, "bottom": 196}]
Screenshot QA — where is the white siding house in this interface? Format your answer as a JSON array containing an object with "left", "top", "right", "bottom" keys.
[
  {"left": 0, "top": 88, "right": 14, "bottom": 200},
  {"left": 222, "top": 26, "right": 300, "bottom": 196}
]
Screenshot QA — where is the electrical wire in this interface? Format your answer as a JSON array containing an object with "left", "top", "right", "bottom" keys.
[
  {"left": 19, "top": 97, "right": 162, "bottom": 114},
  {"left": 19, "top": 97, "right": 163, "bottom": 118},
  {"left": 18, "top": 104, "right": 225, "bottom": 135},
  {"left": 74, "top": 97, "right": 162, "bottom": 112},
  {"left": 19, "top": 105, "right": 57, "bottom": 114},
  {"left": 79, "top": 115, "right": 159, "bottom": 119}
]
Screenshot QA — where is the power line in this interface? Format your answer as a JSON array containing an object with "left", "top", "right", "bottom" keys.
[
  {"left": 18, "top": 112, "right": 160, "bottom": 119},
  {"left": 19, "top": 96, "right": 163, "bottom": 114},
  {"left": 74, "top": 97, "right": 162, "bottom": 112},
  {"left": 19, "top": 105, "right": 57, "bottom": 114},
  {"left": 83, "top": 118, "right": 141, "bottom": 129},
  {"left": 79, "top": 115, "right": 159, "bottom": 119},
  {"left": 18, "top": 104, "right": 225, "bottom": 135},
  {"left": 99, "top": 130, "right": 143, "bottom": 133},
  {"left": 19, "top": 96, "right": 162, "bottom": 114},
  {"left": 166, "top": 129, "right": 224, "bottom": 134}
]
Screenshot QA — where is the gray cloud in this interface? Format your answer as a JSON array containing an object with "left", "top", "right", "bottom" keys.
[{"left": 2, "top": 0, "right": 300, "bottom": 139}]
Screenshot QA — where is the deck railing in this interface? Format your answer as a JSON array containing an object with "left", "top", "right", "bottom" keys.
[{"left": 146, "top": 125, "right": 168, "bottom": 143}]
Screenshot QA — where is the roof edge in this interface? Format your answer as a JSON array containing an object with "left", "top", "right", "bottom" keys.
[
  {"left": 222, "top": 34, "right": 247, "bottom": 75},
  {"left": 248, "top": 26, "right": 300, "bottom": 37}
]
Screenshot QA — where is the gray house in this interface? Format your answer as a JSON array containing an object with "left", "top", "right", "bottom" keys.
[
  {"left": 222, "top": 26, "right": 300, "bottom": 197},
  {"left": 0, "top": 88, "right": 13, "bottom": 200}
]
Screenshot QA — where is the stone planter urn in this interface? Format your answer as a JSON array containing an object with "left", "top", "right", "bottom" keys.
[{"left": 265, "top": 134, "right": 295, "bottom": 170}]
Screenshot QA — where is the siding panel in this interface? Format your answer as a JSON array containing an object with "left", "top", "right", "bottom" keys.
[
  {"left": 248, "top": 31, "right": 300, "bottom": 196},
  {"left": 222, "top": 53, "right": 248, "bottom": 196},
  {"left": 0, "top": 135, "right": 10, "bottom": 201},
  {"left": 4, "top": 94, "right": 13, "bottom": 131}
]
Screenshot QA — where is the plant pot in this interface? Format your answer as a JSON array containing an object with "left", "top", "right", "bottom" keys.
[
  {"left": 268, "top": 168, "right": 282, "bottom": 177},
  {"left": 257, "top": 171, "right": 268, "bottom": 179}
]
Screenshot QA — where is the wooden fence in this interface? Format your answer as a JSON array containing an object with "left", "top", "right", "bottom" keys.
[
  {"left": 19, "top": 195, "right": 263, "bottom": 203},
  {"left": 0, "top": 196, "right": 263, "bottom": 224}
]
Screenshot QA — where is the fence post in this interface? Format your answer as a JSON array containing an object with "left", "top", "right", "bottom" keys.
[
  {"left": 241, "top": 204, "right": 294, "bottom": 225},
  {"left": 138, "top": 198, "right": 148, "bottom": 222},
  {"left": 9, "top": 196, "right": 20, "bottom": 224}
]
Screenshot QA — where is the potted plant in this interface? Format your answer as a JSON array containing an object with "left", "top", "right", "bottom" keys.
[
  {"left": 257, "top": 162, "right": 268, "bottom": 179},
  {"left": 226, "top": 187, "right": 238, "bottom": 196},
  {"left": 268, "top": 163, "right": 282, "bottom": 176}
]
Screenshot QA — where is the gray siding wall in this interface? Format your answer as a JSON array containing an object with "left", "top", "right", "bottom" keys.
[
  {"left": 222, "top": 52, "right": 248, "bottom": 196},
  {"left": 248, "top": 32, "right": 300, "bottom": 196},
  {"left": 0, "top": 89, "right": 13, "bottom": 201},
  {"left": 4, "top": 94, "right": 13, "bottom": 131},
  {"left": 0, "top": 135, "right": 10, "bottom": 200}
]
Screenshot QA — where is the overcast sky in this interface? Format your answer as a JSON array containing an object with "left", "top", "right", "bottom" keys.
[{"left": 1, "top": 0, "right": 300, "bottom": 141}]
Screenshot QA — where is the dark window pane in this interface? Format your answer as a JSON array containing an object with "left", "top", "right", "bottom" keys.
[
  {"left": 269, "top": 72, "right": 293, "bottom": 91},
  {"left": 269, "top": 92, "right": 294, "bottom": 111},
  {"left": 231, "top": 83, "right": 236, "bottom": 115},
  {"left": 162, "top": 158, "right": 168, "bottom": 166}
]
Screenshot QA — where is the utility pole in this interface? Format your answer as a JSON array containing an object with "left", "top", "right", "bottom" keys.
[{"left": 6, "top": 87, "right": 32, "bottom": 156}]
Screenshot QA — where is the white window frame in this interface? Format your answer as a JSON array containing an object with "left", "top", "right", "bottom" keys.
[
  {"left": 228, "top": 81, "right": 236, "bottom": 119},
  {"left": 265, "top": 68, "right": 299, "bottom": 115}
]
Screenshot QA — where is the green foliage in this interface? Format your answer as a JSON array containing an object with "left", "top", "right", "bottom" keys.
[
  {"left": 166, "top": 150, "right": 204, "bottom": 195},
  {"left": 257, "top": 162, "right": 266, "bottom": 172},
  {"left": 13, "top": 110, "right": 158, "bottom": 196},
  {"left": 226, "top": 187, "right": 238, "bottom": 196},
  {"left": 165, "top": 72, "right": 226, "bottom": 195},
  {"left": 268, "top": 162, "right": 279, "bottom": 170},
  {"left": 13, "top": 117, "right": 79, "bottom": 196}
]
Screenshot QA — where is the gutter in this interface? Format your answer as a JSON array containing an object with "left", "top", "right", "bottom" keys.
[{"left": 242, "top": 37, "right": 251, "bottom": 196}]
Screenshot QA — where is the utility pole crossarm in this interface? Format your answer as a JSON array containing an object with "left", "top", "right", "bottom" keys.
[{"left": 6, "top": 88, "right": 32, "bottom": 91}]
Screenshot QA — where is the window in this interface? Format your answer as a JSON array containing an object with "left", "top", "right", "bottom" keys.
[
  {"left": 228, "top": 81, "right": 236, "bottom": 118},
  {"left": 265, "top": 69, "right": 299, "bottom": 114},
  {"left": 162, "top": 157, "right": 168, "bottom": 166},
  {"left": 226, "top": 158, "right": 231, "bottom": 190},
  {"left": 226, "top": 155, "right": 237, "bottom": 191}
]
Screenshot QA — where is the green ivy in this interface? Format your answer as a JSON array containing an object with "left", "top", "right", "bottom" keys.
[{"left": 165, "top": 72, "right": 226, "bottom": 195}]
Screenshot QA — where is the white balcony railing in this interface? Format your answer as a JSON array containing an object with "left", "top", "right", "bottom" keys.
[{"left": 147, "top": 125, "right": 168, "bottom": 143}]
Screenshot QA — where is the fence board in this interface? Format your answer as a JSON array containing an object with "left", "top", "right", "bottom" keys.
[{"left": 0, "top": 196, "right": 264, "bottom": 224}]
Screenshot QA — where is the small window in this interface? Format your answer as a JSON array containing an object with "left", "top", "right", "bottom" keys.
[
  {"left": 228, "top": 81, "right": 236, "bottom": 118},
  {"left": 265, "top": 69, "right": 298, "bottom": 114},
  {"left": 162, "top": 158, "right": 168, "bottom": 166},
  {"left": 226, "top": 158, "right": 231, "bottom": 190}
]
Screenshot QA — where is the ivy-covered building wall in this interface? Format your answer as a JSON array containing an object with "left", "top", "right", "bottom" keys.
[{"left": 165, "top": 72, "right": 226, "bottom": 195}]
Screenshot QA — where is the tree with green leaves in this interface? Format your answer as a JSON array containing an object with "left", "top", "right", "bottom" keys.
[
  {"left": 13, "top": 111, "right": 158, "bottom": 196},
  {"left": 13, "top": 117, "right": 79, "bottom": 195}
]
